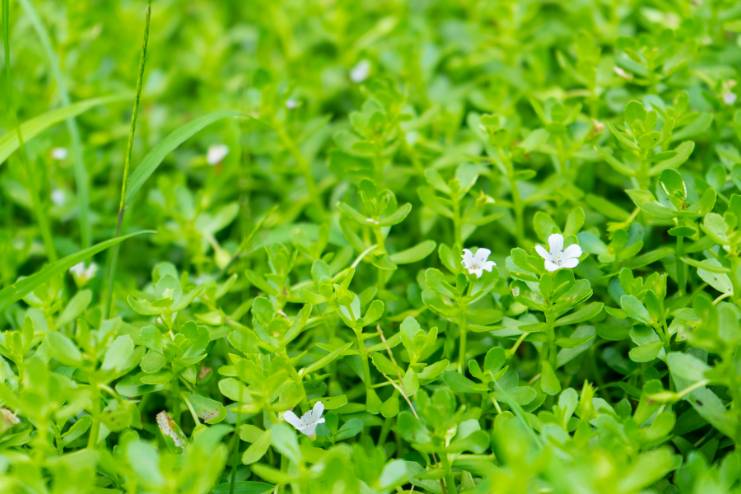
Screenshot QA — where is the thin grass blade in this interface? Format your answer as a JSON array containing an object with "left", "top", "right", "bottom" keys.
[
  {"left": 0, "top": 94, "right": 127, "bottom": 165},
  {"left": 0, "top": 230, "right": 152, "bottom": 312},
  {"left": 124, "top": 110, "right": 243, "bottom": 204}
]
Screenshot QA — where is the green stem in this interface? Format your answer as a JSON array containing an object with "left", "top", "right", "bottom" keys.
[
  {"left": 440, "top": 451, "right": 457, "bottom": 494},
  {"left": 275, "top": 122, "right": 323, "bottom": 216},
  {"left": 103, "top": 0, "right": 151, "bottom": 317},
  {"left": 452, "top": 193, "right": 462, "bottom": 252},
  {"left": 506, "top": 158, "right": 524, "bottom": 243},
  {"left": 87, "top": 374, "right": 100, "bottom": 448},
  {"left": 676, "top": 235, "right": 686, "bottom": 295},
  {"left": 544, "top": 310, "right": 556, "bottom": 367},
  {"left": 354, "top": 327, "right": 372, "bottom": 394},
  {"left": 457, "top": 304, "right": 468, "bottom": 373}
]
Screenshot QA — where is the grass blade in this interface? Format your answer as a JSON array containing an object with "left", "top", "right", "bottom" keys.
[
  {"left": 103, "top": 0, "right": 152, "bottom": 319},
  {"left": 0, "top": 230, "right": 152, "bottom": 312},
  {"left": 125, "top": 109, "right": 243, "bottom": 204},
  {"left": 0, "top": 94, "right": 127, "bottom": 165},
  {"left": 19, "top": 0, "right": 93, "bottom": 247}
]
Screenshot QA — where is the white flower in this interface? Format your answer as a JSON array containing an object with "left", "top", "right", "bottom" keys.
[
  {"left": 207, "top": 144, "right": 229, "bottom": 166},
  {"left": 285, "top": 98, "right": 299, "bottom": 109},
  {"left": 51, "top": 147, "right": 68, "bottom": 160},
  {"left": 722, "top": 80, "right": 737, "bottom": 105},
  {"left": 69, "top": 261, "right": 98, "bottom": 285},
  {"left": 461, "top": 248, "right": 496, "bottom": 278},
  {"left": 283, "top": 401, "right": 325, "bottom": 437},
  {"left": 51, "top": 189, "right": 66, "bottom": 206},
  {"left": 535, "top": 233, "right": 582, "bottom": 272},
  {"left": 350, "top": 60, "right": 371, "bottom": 83}
]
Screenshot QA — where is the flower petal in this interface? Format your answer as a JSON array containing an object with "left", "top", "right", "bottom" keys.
[
  {"left": 563, "top": 244, "right": 582, "bottom": 259},
  {"left": 473, "top": 268, "right": 483, "bottom": 278},
  {"left": 482, "top": 261, "right": 496, "bottom": 272},
  {"left": 311, "top": 401, "right": 325, "bottom": 420},
  {"left": 535, "top": 244, "right": 550, "bottom": 260},
  {"left": 283, "top": 411, "right": 303, "bottom": 430},
  {"left": 302, "top": 422, "right": 319, "bottom": 437},
  {"left": 560, "top": 257, "right": 579, "bottom": 269},
  {"left": 462, "top": 249, "right": 474, "bottom": 266},
  {"left": 474, "top": 248, "right": 491, "bottom": 263},
  {"left": 547, "top": 233, "right": 564, "bottom": 255},
  {"left": 544, "top": 260, "right": 560, "bottom": 272}
]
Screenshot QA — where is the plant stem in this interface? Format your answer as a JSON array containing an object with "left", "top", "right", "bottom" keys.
[
  {"left": 457, "top": 304, "right": 468, "bottom": 373},
  {"left": 676, "top": 235, "right": 686, "bottom": 295},
  {"left": 505, "top": 157, "right": 524, "bottom": 243},
  {"left": 87, "top": 374, "right": 100, "bottom": 448},
  {"left": 354, "top": 327, "right": 372, "bottom": 395},
  {"left": 103, "top": 0, "right": 151, "bottom": 317},
  {"left": 440, "top": 451, "right": 457, "bottom": 494},
  {"left": 452, "top": 193, "right": 462, "bottom": 252},
  {"left": 275, "top": 122, "right": 323, "bottom": 216}
]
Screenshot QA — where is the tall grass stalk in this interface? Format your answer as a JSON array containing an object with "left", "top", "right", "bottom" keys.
[
  {"left": 20, "top": 0, "right": 92, "bottom": 248},
  {"left": 103, "top": 0, "right": 152, "bottom": 317},
  {"left": 3, "top": 0, "right": 57, "bottom": 261}
]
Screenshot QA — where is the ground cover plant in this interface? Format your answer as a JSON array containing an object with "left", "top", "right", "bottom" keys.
[{"left": 1, "top": 0, "right": 740, "bottom": 492}]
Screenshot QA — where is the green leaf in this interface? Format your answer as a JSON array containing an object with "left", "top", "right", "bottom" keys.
[
  {"left": 0, "top": 95, "right": 126, "bottom": 165},
  {"left": 659, "top": 169, "right": 686, "bottom": 199},
  {"left": 336, "top": 418, "right": 364, "bottom": 441},
  {"left": 620, "top": 295, "right": 651, "bottom": 324},
  {"left": 125, "top": 110, "right": 243, "bottom": 204},
  {"left": 554, "top": 302, "right": 603, "bottom": 327},
  {"left": 484, "top": 347, "right": 506, "bottom": 374},
  {"left": 57, "top": 289, "right": 92, "bottom": 326},
  {"left": 126, "top": 440, "right": 163, "bottom": 487},
  {"left": 377, "top": 459, "right": 414, "bottom": 490},
  {"left": 101, "top": 335, "right": 136, "bottom": 373},
  {"left": 188, "top": 393, "right": 227, "bottom": 424},
  {"left": 650, "top": 141, "right": 694, "bottom": 175},
  {"left": 270, "top": 423, "right": 301, "bottom": 464},
  {"left": 666, "top": 352, "right": 709, "bottom": 383},
  {"left": 379, "top": 203, "right": 412, "bottom": 226},
  {"left": 0, "top": 231, "right": 152, "bottom": 312},
  {"left": 564, "top": 207, "right": 585, "bottom": 236},
  {"left": 242, "top": 429, "right": 272, "bottom": 465},
  {"left": 540, "top": 361, "right": 560, "bottom": 395},
  {"left": 46, "top": 332, "right": 82, "bottom": 366},
  {"left": 389, "top": 240, "right": 436, "bottom": 264},
  {"left": 533, "top": 211, "right": 558, "bottom": 240},
  {"left": 629, "top": 341, "right": 663, "bottom": 363},
  {"left": 617, "top": 448, "right": 678, "bottom": 492},
  {"left": 697, "top": 260, "right": 734, "bottom": 295},
  {"left": 585, "top": 194, "right": 630, "bottom": 220},
  {"left": 299, "top": 342, "right": 353, "bottom": 377}
]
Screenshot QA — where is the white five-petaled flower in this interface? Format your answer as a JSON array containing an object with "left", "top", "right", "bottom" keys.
[
  {"left": 722, "top": 80, "right": 737, "bottom": 106},
  {"left": 283, "top": 401, "right": 325, "bottom": 438},
  {"left": 51, "top": 147, "right": 68, "bottom": 160},
  {"left": 51, "top": 189, "right": 66, "bottom": 206},
  {"left": 350, "top": 60, "right": 371, "bottom": 83},
  {"left": 535, "top": 233, "right": 582, "bottom": 272},
  {"left": 461, "top": 248, "right": 496, "bottom": 278},
  {"left": 69, "top": 261, "right": 98, "bottom": 285},
  {"left": 207, "top": 144, "right": 229, "bottom": 166}
]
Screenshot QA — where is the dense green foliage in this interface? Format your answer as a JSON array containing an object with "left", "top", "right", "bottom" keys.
[{"left": 1, "top": 1, "right": 741, "bottom": 492}]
